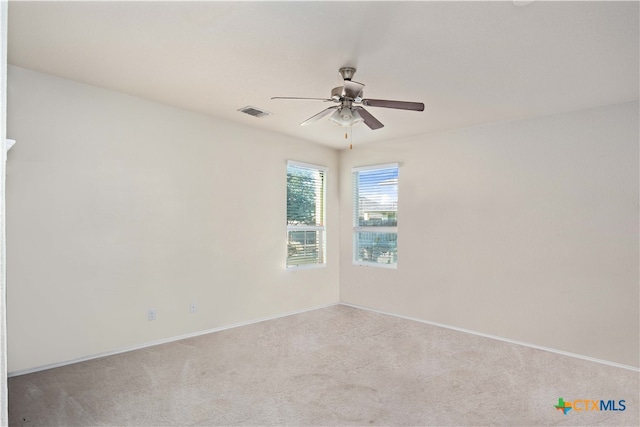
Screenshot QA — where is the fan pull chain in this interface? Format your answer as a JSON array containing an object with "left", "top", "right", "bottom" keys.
[{"left": 351, "top": 126, "right": 354, "bottom": 149}]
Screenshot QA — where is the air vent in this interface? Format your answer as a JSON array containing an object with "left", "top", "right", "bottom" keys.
[{"left": 238, "top": 106, "right": 271, "bottom": 118}]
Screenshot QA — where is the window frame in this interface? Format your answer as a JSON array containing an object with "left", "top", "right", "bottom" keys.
[
  {"left": 286, "top": 160, "right": 327, "bottom": 269},
  {"left": 352, "top": 163, "right": 399, "bottom": 269}
]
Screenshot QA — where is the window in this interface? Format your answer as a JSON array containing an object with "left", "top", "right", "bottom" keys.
[
  {"left": 287, "top": 161, "right": 326, "bottom": 268},
  {"left": 353, "top": 164, "right": 398, "bottom": 268}
]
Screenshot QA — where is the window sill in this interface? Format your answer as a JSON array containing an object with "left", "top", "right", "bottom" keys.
[
  {"left": 286, "top": 263, "right": 327, "bottom": 271},
  {"left": 353, "top": 261, "right": 397, "bottom": 269}
]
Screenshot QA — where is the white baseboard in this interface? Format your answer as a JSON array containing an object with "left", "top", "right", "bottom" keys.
[
  {"left": 10, "top": 301, "right": 638, "bottom": 376},
  {"left": 340, "top": 302, "right": 640, "bottom": 373},
  {"left": 8, "top": 302, "right": 340, "bottom": 377}
]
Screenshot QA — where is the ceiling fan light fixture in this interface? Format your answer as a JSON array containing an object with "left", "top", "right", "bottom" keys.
[{"left": 329, "top": 107, "right": 363, "bottom": 127}]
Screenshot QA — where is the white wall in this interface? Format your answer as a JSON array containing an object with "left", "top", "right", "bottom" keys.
[
  {"left": 7, "top": 65, "right": 638, "bottom": 373},
  {"left": 340, "top": 101, "right": 639, "bottom": 368},
  {"left": 1, "top": 0, "right": 9, "bottom": 422},
  {"left": 6, "top": 66, "right": 339, "bottom": 373}
]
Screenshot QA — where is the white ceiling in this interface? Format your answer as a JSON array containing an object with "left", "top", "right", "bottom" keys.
[{"left": 7, "top": 1, "right": 639, "bottom": 149}]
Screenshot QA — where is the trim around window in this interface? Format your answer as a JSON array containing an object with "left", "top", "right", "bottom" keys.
[
  {"left": 286, "top": 161, "right": 327, "bottom": 268},
  {"left": 352, "top": 163, "right": 399, "bottom": 269}
]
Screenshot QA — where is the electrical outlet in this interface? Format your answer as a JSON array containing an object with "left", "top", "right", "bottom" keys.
[
  {"left": 189, "top": 303, "right": 197, "bottom": 314},
  {"left": 148, "top": 308, "right": 157, "bottom": 321}
]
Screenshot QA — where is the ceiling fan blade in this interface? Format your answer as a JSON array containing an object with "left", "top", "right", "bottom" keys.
[
  {"left": 300, "top": 106, "right": 339, "bottom": 126},
  {"left": 271, "top": 96, "right": 333, "bottom": 102},
  {"left": 342, "top": 80, "right": 365, "bottom": 99},
  {"left": 362, "top": 98, "right": 425, "bottom": 111},
  {"left": 355, "top": 107, "right": 384, "bottom": 130}
]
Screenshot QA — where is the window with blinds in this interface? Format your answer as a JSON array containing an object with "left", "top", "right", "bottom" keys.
[
  {"left": 287, "top": 161, "right": 326, "bottom": 268},
  {"left": 353, "top": 164, "right": 398, "bottom": 268}
]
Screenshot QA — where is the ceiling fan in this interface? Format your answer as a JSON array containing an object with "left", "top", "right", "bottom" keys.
[{"left": 271, "top": 67, "right": 424, "bottom": 130}]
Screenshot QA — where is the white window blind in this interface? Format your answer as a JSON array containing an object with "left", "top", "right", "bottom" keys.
[
  {"left": 287, "top": 161, "right": 326, "bottom": 268},
  {"left": 353, "top": 164, "right": 398, "bottom": 268}
]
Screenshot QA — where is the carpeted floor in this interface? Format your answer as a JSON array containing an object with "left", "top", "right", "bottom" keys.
[{"left": 8, "top": 304, "right": 639, "bottom": 426}]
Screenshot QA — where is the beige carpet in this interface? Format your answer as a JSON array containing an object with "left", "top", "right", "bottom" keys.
[{"left": 8, "top": 305, "right": 639, "bottom": 426}]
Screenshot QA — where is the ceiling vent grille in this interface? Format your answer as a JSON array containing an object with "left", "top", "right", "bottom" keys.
[{"left": 238, "top": 106, "right": 271, "bottom": 118}]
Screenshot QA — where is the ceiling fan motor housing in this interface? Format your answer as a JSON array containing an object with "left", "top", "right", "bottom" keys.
[{"left": 332, "top": 86, "right": 363, "bottom": 101}]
